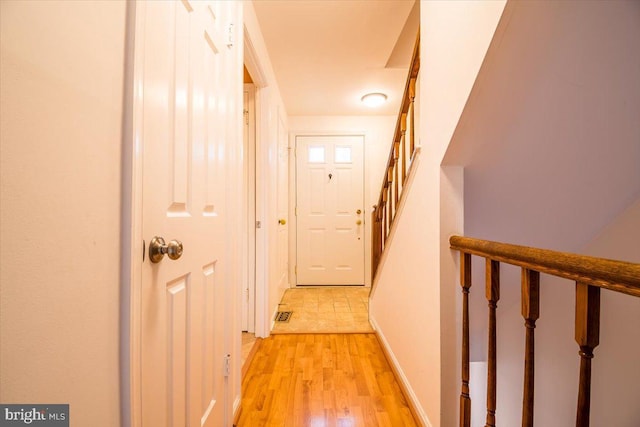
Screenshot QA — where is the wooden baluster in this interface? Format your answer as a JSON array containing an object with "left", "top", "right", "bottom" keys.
[
  {"left": 394, "top": 140, "right": 400, "bottom": 206},
  {"left": 387, "top": 167, "right": 393, "bottom": 228},
  {"left": 382, "top": 208, "right": 386, "bottom": 248},
  {"left": 409, "top": 78, "right": 416, "bottom": 160},
  {"left": 400, "top": 113, "right": 407, "bottom": 185},
  {"left": 382, "top": 191, "right": 388, "bottom": 242},
  {"left": 521, "top": 269, "right": 540, "bottom": 427},
  {"left": 377, "top": 206, "right": 383, "bottom": 254},
  {"left": 485, "top": 260, "right": 500, "bottom": 427},
  {"left": 460, "top": 252, "right": 472, "bottom": 427},
  {"left": 575, "top": 282, "right": 600, "bottom": 427},
  {"left": 377, "top": 206, "right": 383, "bottom": 258},
  {"left": 378, "top": 206, "right": 385, "bottom": 256},
  {"left": 371, "top": 207, "right": 379, "bottom": 280},
  {"left": 387, "top": 184, "right": 391, "bottom": 233}
]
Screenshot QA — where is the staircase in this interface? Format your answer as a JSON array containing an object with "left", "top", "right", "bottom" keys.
[
  {"left": 450, "top": 236, "right": 640, "bottom": 427},
  {"left": 369, "top": 1, "right": 640, "bottom": 425},
  {"left": 371, "top": 30, "right": 420, "bottom": 283}
]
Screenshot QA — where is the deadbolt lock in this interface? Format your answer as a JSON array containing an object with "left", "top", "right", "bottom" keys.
[{"left": 356, "top": 209, "right": 362, "bottom": 215}]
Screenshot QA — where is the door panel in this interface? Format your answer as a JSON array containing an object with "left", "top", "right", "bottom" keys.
[
  {"left": 167, "top": 277, "right": 188, "bottom": 427},
  {"left": 309, "top": 169, "right": 326, "bottom": 213},
  {"left": 296, "top": 135, "right": 365, "bottom": 285},
  {"left": 137, "top": 1, "right": 238, "bottom": 426}
]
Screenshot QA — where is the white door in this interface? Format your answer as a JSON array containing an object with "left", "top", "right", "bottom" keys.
[
  {"left": 296, "top": 135, "right": 365, "bottom": 285},
  {"left": 276, "top": 115, "right": 289, "bottom": 291},
  {"left": 136, "top": 1, "right": 239, "bottom": 426},
  {"left": 242, "top": 84, "right": 256, "bottom": 333}
]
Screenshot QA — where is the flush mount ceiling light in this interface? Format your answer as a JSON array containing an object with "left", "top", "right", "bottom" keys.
[{"left": 361, "top": 92, "right": 387, "bottom": 108}]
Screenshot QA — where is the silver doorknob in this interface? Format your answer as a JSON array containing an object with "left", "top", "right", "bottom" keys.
[{"left": 149, "top": 236, "right": 184, "bottom": 263}]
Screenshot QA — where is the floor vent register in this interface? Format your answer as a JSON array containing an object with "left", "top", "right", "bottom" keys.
[{"left": 274, "top": 311, "right": 292, "bottom": 323}]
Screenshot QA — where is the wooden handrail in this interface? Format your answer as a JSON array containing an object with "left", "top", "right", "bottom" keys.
[
  {"left": 450, "top": 236, "right": 640, "bottom": 297},
  {"left": 371, "top": 29, "right": 420, "bottom": 283},
  {"left": 450, "top": 235, "right": 640, "bottom": 427}
]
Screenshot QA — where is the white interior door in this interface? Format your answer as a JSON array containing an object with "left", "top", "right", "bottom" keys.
[
  {"left": 276, "top": 115, "right": 289, "bottom": 291},
  {"left": 136, "top": 1, "right": 237, "bottom": 426},
  {"left": 296, "top": 135, "right": 365, "bottom": 285},
  {"left": 242, "top": 84, "right": 256, "bottom": 333}
]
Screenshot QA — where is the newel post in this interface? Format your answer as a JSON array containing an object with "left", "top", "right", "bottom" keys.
[
  {"left": 460, "top": 252, "right": 472, "bottom": 427},
  {"left": 575, "top": 282, "right": 600, "bottom": 427}
]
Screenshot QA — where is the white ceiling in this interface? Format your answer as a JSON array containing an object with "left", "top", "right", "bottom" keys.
[{"left": 252, "top": 0, "right": 419, "bottom": 116}]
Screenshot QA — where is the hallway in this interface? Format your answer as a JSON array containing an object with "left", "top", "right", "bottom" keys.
[{"left": 237, "top": 333, "right": 419, "bottom": 427}]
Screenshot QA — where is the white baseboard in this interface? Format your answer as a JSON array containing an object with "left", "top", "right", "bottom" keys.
[{"left": 370, "top": 315, "right": 432, "bottom": 427}]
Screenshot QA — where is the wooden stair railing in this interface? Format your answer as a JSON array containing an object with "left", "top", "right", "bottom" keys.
[
  {"left": 371, "top": 30, "right": 420, "bottom": 283},
  {"left": 450, "top": 236, "right": 640, "bottom": 427}
]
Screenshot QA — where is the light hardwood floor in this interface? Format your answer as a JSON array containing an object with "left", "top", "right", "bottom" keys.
[{"left": 236, "top": 333, "right": 419, "bottom": 427}]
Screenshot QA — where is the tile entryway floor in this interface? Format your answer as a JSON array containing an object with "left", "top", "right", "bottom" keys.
[
  {"left": 271, "top": 286, "right": 373, "bottom": 333},
  {"left": 241, "top": 332, "right": 257, "bottom": 366}
]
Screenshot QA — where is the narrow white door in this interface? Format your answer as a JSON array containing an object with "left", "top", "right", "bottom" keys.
[
  {"left": 242, "top": 84, "right": 256, "bottom": 333},
  {"left": 296, "top": 135, "right": 365, "bottom": 285},
  {"left": 276, "top": 115, "right": 289, "bottom": 291},
  {"left": 136, "top": 1, "right": 239, "bottom": 426}
]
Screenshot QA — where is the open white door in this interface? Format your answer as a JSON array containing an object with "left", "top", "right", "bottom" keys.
[
  {"left": 134, "top": 1, "right": 240, "bottom": 426},
  {"left": 295, "top": 135, "right": 365, "bottom": 285},
  {"left": 276, "top": 114, "right": 290, "bottom": 292},
  {"left": 242, "top": 83, "right": 256, "bottom": 333}
]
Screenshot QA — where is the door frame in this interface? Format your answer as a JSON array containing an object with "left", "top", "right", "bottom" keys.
[
  {"left": 242, "top": 83, "right": 256, "bottom": 333},
  {"left": 289, "top": 132, "right": 369, "bottom": 287},
  {"left": 120, "top": 2, "right": 144, "bottom": 425},
  {"left": 243, "top": 24, "right": 269, "bottom": 338}
]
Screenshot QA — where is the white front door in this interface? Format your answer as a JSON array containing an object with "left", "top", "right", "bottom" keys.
[
  {"left": 135, "top": 1, "right": 240, "bottom": 426},
  {"left": 296, "top": 135, "right": 365, "bottom": 285}
]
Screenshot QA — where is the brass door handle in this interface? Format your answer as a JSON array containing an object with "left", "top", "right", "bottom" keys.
[
  {"left": 149, "top": 236, "right": 183, "bottom": 263},
  {"left": 279, "top": 219, "right": 286, "bottom": 225},
  {"left": 356, "top": 220, "right": 362, "bottom": 225}
]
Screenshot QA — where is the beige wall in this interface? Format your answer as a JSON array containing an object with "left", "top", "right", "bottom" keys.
[
  {"left": 0, "top": 1, "right": 125, "bottom": 426},
  {"left": 579, "top": 200, "right": 640, "bottom": 426},
  {"left": 369, "top": 1, "right": 506, "bottom": 426}
]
